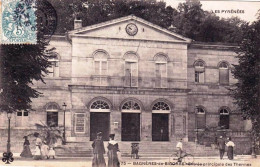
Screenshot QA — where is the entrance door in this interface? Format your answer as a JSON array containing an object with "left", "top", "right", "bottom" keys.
[
  {"left": 122, "top": 113, "right": 140, "bottom": 141},
  {"left": 90, "top": 112, "right": 110, "bottom": 141},
  {"left": 152, "top": 114, "right": 169, "bottom": 141}
]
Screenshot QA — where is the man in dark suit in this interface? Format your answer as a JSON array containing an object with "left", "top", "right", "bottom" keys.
[{"left": 218, "top": 136, "right": 226, "bottom": 159}]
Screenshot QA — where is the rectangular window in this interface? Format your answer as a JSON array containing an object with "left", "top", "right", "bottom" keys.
[
  {"left": 47, "top": 61, "right": 59, "bottom": 77},
  {"left": 16, "top": 111, "right": 29, "bottom": 127},
  {"left": 195, "top": 71, "right": 204, "bottom": 83},
  {"left": 125, "top": 62, "right": 138, "bottom": 87},
  {"left": 155, "top": 63, "right": 167, "bottom": 88},
  {"left": 219, "top": 69, "right": 229, "bottom": 85}
]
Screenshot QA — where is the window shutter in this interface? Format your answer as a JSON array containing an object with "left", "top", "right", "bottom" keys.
[
  {"left": 101, "top": 61, "right": 107, "bottom": 75},
  {"left": 131, "top": 62, "right": 138, "bottom": 87},
  {"left": 219, "top": 69, "right": 229, "bottom": 84},
  {"left": 197, "top": 114, "right": 206, "bottom": 129},
  {"left": 125, "top": 62, "right": 131, "bottom": 86},
  {"left": 161, "top": 64, "right": 167, "bottom": 88},
  {"left": 199, "top": 72, "right": 205, "bottom": 83},
  {"left": 155, "top": 64, "right": 161, "bottom": 87}
]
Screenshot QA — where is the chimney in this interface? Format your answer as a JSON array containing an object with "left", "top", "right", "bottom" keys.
[{"left": 74, "top": 18, "right": 82, "bottom": 29}]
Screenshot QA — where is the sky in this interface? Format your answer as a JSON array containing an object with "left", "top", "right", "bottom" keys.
[{"left": 164, "top": 0, "right": 260, "bottom": 22}]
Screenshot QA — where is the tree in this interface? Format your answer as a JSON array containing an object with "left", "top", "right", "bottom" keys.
[
  {"left": 230, "top": 18, "right": 260, "bottom": 146},
  {"left": 0, "top": 2, "right": 52, "bottom": 113}
]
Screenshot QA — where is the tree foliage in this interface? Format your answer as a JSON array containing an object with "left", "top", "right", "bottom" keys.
[
  {"left": 0, "top": 2, "right": 53, "bottom": 113},
  {"left": 49, "top": 0, "right": 246, "bottom": 43},
  {"left": 230, "top": 18, "right": 260, "bottom": 142}
]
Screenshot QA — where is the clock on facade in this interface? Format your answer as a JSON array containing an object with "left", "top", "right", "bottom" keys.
[{"left": 125, "top": 23, "right": 138, "bottom": 36}]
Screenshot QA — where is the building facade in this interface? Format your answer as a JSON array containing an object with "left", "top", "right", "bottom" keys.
[{"left": 0, "top": 15, "right": 251, "bottom": 154}]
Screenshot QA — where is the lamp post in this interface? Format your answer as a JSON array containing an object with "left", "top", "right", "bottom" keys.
[
  {"left": 2, "top": 111, "right": 14, "bottom": 164},
  {"left": 62, "top": 103, "right": 67, "bottom": 145}
]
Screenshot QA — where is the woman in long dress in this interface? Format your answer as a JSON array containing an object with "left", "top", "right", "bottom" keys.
[
  {"left": 226, "top": 137, "right": 235, "bottom": 160},
  {"left": 107, "top": 134, "right": 120, "bottom": 167},
  {"left": 34, "top": 132, "right": 42, "bottom": 160},
  {"left": 20, "top": 136, "right": 33, "bottom": 158},
  {"left": 92, "top": 132, "right": 106, "bottom": 167}
]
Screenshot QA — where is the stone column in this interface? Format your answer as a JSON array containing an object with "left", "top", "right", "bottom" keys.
[
  {"left": 110, "top": 109, "right": 122, "bottom": 141},
  {"left": 141, "top": 110, "right": 152, "bottom": 141}
]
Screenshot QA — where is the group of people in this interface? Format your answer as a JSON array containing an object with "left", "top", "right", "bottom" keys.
[
  {"left": 218, "top": 136, "right": 235, "bottom": 160},
  {"left": 92, "top": 132, "right": 120, "bottom": 167},
  {"left": 175, "top": 136, "right": 235, "bottom": 161},
  {"left": 20, "top": 133, "right": 56, "bottom": 160}
]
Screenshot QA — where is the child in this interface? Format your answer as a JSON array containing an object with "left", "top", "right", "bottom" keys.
[
  {"left": 48, "top": 146, "right": 56, "bottom": 159},
  {"left": 33, "top": 145, "right": 42, "bottom": 160},
  {"left": 41, "top": 141, "right": 49, "bottom": 159}
]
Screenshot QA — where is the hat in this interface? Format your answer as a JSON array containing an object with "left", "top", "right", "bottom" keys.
[
  {"left": 34, "top": 132, "right": 40, "bottom": 137},
  {"left": 97, "top": 132, "right": 103, "bottom": 136},
  {"left": 220, "top": 136, "right": 223, "bottom": 138},
  {"left": 23, "top": 136, "right": 28, "bottom": 139},
  {"left": 109, "top": 134, "right": 115, "bottom": 138}
]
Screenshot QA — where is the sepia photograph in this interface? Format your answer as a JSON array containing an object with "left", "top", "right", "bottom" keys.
[{"left": 0, "top": 0, "right": 259, "bottom": 166}]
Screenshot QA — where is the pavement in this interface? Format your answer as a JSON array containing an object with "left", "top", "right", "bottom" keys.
[{"left": 0, "top": 155, "right": 259, "bottom": 167}]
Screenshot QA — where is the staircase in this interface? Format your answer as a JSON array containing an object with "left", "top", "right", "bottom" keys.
[{"left": 56, "top": 140, "right": 219, "bottom": 157}]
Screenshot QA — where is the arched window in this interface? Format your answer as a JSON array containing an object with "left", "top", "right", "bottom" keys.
[
  {"left": 121, "top": 100, "right": 141, "bottom": 113},
  {"left": 196, "top": 107, "right": 206, "bottom": 129},
  {"left": 90, "top": 100, "right": 110, "bottom": 112},
  {"left": 46, "top": 103, "right": 59, "bottom": 127},
  {"left": 219, "top": 108, "right": 229, "bottom": 129},
  {"left": 152, "top": 101, "right": 170, "bottom": 113},
  {"left": 194, "top": 60, "right": 205, "bottom": 83},
  {"left": 47, "top": 53, "right": 59, "bottom": 77},
  {"left": 219, "top": 62, "right": 229, "bottom": 85},
  {"left": 154, "top": 54, "right": 167, "bottom": 88},
  {"left": 93, "top": 50, "right": 108, "bottom": 86},
  {"left": 124, "top": 52, "right": 138, "bottom": 87}
]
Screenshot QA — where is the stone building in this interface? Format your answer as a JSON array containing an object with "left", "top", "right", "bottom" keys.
[{"left": 0, "top": 15, "right": 251, "bottom": 155}]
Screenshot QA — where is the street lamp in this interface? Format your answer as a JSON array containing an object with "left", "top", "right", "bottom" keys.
[
  {"left": 62, "top": 103, "right": 67, "bottom": 145},
  {"left": 2, "top": 111, "right": 14, "bottom": 164}
]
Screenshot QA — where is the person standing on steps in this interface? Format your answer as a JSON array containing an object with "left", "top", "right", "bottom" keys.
[
  {"left": 92, "top": 132, "right": 106, "bottom": 167},
  {"left": 176, "top": 138, "right": 183, "bottom": 162},
  {"left": 218, "top": 136, "right": 226, "bottom": 160}
]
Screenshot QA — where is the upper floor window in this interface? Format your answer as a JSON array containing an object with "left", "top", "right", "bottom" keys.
[
  {"left": 219, "top": 62, "right": 229, "bottom": 85},
  {"left": 194, "top": 60, "right": 205, "bottom": 83},
  {"left": 16, "top": 111, "right": 29, "bottom": 127},
  {"left": 195, "top": 107, "right": 206, "bottom": 129},
  {"left": 93, "top": 50, "right": 109, "bottom": 86},
  {"left": 154, "top": 54, "right": 167, "bottom": 88},
  {"left": 47, "top": 53, "right": 59, "bottom": 77},
  {"left": 219, "top": 108, "right": 229, "bottom": 129},
  {"left": 46, "top": 103, "right": 59, "bottom": 127},
  {"left": 124, "top": 52, "right": 138, "bottom": 87}
]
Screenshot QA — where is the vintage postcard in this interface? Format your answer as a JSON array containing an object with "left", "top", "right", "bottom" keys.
[{"left": 0, "top": 0, "right": 259, "bottom": 167}]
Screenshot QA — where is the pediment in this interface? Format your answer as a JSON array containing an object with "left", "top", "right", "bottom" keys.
[{"left": 68, "top": 15, "right": 191, "bottom": 43}]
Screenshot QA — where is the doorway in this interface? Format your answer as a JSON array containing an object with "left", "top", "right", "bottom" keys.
[
  {"left": 152, "top": 114, "right": 169, "bottom": 141},
  {"left": 122, "top": 113, "right": 140, "bottom": 141},
  {"left": 90, "top": 112, "right": 110, "bottom": 141}
]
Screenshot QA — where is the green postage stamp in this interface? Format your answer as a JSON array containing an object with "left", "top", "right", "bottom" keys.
[{"left": 1, "top": 0, "right": 37, "bottom": 44}]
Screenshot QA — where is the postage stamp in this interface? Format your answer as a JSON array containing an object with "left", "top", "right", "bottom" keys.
[{"left": 1, "top": 0, "right": 37, "bottom": 44}]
